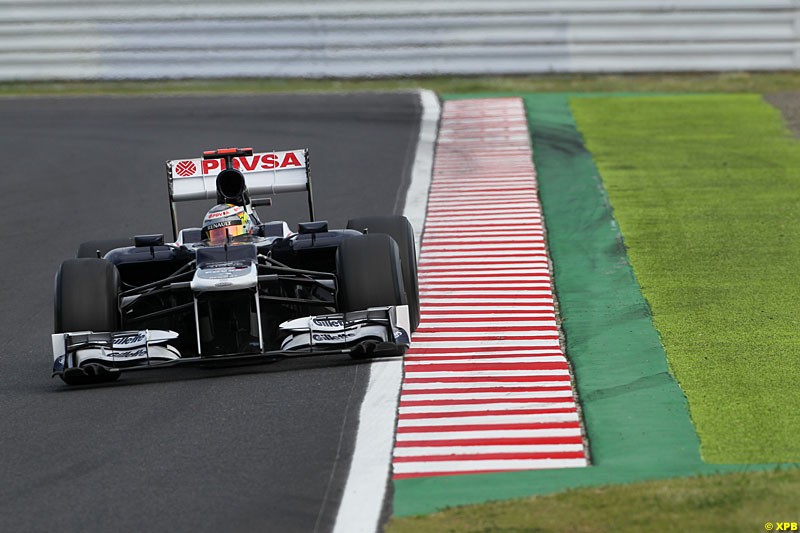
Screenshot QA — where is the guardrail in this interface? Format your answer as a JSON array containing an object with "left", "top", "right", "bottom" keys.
[{"left": 1, "top": 0, "right": 798, "bottom": 80}]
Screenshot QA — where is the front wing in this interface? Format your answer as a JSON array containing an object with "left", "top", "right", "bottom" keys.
[{"left": 52, "top": 306, "right": 410, "bottom": 379}]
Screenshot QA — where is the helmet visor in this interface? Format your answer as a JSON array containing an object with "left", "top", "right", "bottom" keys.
[{"left": 204, "top": 222, "right": 246, "bottom": 245}]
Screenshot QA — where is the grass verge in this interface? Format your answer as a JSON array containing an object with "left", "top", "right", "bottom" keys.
[
  {"left": 570, "top": 95, "right": 800, "bottom": 463},
  {"left": 2, "top": 71, "right": 800, "bottom": 96},
  {"left": 387, "top": 467, "right": 800, "bottom": 533}
]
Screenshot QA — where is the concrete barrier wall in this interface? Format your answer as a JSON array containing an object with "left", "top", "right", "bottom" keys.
[{"left": 2, "top": 0, "right": 798, "bottom": 80}]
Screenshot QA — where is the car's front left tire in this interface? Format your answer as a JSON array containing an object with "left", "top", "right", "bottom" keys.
[
  {"left": 346, "top": 215, "right": 420, "bottom": 331},
  {"left": 336, "top": 233, "right": 407, "bottom": 359}
]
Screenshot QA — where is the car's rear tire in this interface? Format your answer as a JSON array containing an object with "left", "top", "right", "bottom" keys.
[
  {"left": 54, "top": 259, "right": 122, "bottom": 385},
  {"left": 346, "top": 216, "right": 420, "bottom": 331},
  {"left": 77, "top": 237, "right": 133, "bottom": 258}
]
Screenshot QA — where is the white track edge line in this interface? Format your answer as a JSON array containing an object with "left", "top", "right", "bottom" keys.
[{"left": 332, "top": 89, "right": 440, "bottom": 533}]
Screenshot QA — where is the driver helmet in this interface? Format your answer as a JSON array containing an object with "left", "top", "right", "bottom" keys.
[{"left": 201, "top": 204, "right": 253, "bottom": 245}]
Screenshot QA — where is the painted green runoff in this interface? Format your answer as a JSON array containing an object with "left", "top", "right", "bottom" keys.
[
  {"left": 392, "top": 93, "right": 786, "bottom": 517},
  {"left": 570, "top": 95, "right": 800, "bottom": 463},
  {"left": 389, "top": 467, "right": 800, "bottom": 533}
]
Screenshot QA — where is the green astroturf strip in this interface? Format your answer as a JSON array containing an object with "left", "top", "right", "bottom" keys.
[
  {"left": 389, "top": 468, "right": 800, "bottom": 532},
  {"left": 392, "top": 93, "right": 786, "bottom": 517},
  {"left": 570, "top": 94, "right": 800, "bottom": 463}
]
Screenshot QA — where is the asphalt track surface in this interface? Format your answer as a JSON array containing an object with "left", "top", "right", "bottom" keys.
[{"left": 0, "top": 93, "right": 422, "bottom": 532}]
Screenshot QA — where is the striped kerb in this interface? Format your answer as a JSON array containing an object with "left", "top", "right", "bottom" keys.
[{"left": 392, "top": 97, "right": 589, "bottom": 479}]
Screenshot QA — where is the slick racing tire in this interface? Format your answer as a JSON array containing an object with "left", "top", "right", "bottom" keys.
[
  {"left": 336, "top": 233, "right": 406, "bottom": 359},
  {"left": 337, "top": 233, "right": 405, "bottom": 311},
  {"left": 54, "top": 259, "right": 122, "bottom": 385},
  {"left": 347, "top": 216, "right": 420, "bottom": 332},
  {"left": 77, "top": 237, "right": 134, "bottom": 258}
]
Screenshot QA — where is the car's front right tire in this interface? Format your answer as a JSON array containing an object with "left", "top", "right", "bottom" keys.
[{"left": 54, "top": 258, "right": 122, "bottom": 385}]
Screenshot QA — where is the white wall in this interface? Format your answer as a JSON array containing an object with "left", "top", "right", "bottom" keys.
[{"left": 2, "top": 0, "right": 798, "bottom": 80}]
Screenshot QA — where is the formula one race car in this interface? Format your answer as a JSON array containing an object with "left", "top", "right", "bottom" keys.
[{"left": 52, "top": 147, "right": 419, "bottom": 385}]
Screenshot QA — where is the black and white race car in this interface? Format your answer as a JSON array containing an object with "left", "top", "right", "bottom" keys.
[{"left": 52, "top": 147, "right": 419, "bottom": 385}]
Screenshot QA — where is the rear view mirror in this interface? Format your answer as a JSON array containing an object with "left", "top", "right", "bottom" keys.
[{"left": 134, "top": 234, "right": 165, "bottom": 247}]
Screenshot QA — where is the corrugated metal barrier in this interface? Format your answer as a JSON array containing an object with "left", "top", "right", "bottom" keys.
[{"left": 1, "top": 0, "right": 798, "bottom": 80}]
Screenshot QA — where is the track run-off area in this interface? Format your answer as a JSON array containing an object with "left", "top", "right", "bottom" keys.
[{"left": 391, "top": 92, "right": 800, "bottom": 520}]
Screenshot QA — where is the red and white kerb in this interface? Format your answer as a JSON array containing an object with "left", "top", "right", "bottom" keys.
[{"left": 392, "top": 98, "right": 589, "bottom": 479}]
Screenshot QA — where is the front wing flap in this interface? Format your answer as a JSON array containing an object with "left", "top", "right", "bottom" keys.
[
  {"left": 279, "top": 305, "right": 411, "bottom": 356},
  {"left": 52, "top": 330, "right": 181, "bottom": 377},
  {"left": 52, "top": 305, "right": 410, "bottom": 378}
]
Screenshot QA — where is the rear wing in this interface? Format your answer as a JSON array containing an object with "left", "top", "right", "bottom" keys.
[{"left": 165, "top": 148, "right": 314, "bottom": 239}]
